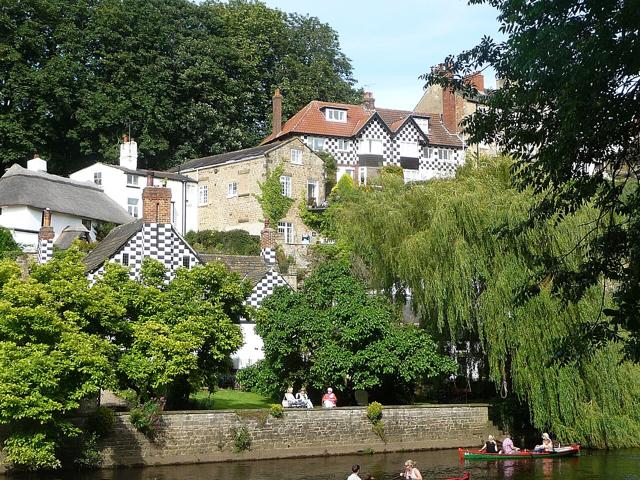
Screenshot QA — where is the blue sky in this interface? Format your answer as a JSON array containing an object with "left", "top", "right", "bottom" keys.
[{"left": 262, "top": 0, "right": 503, "bottom": 110}]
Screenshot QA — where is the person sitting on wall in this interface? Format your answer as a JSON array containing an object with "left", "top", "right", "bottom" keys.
[
  {"left": 322, "top": 387, "right": 337, "bottom": 408},
  {"left": 479, "top": 435, "right": 498, "bottom": 453},
  {"left": 282, "top": 387, "right": 305, "bottom": 408},
  {"left": 499, "top": 433, "right": 520, "bottom": 454},
  {"left": 296, "top": 387, "right": 313, "bottom": 408}
]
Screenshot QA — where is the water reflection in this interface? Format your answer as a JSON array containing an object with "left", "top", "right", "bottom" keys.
[{"left": 3, "top": 448, "right": 640, "bottom": 480}]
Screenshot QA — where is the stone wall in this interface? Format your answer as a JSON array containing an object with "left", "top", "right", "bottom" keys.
[{"left": 99, "top": 404, "right": 497, "bottom": 468}]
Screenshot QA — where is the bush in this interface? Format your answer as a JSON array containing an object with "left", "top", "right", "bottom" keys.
[
  {"left": 130, "top": 398, "right": 165, "bottom": 438},
  {"left": 73, "top": 433, "right": 102, "bottom": 470},
  {"left": 185, "top": 229, "right": 260, "bottom": 255},
  {"left": 235, "top": 361, "right": 281, "bottom": 398},
  {"left": 232, "top": 426, "right": 251, "bottom": 452},
  {"left": 367, "top": 402, "right": 383, "bottom": 423},
  {"left": 269, "top": 404, "right": 284, "bottom": 418},
  {"left": 86, "top": 406, "right": 115, "bottom": 438}
]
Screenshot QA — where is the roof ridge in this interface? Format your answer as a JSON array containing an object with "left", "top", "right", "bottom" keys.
[{"left": 4, "top": 164, "right": 103, "bottom": 192}]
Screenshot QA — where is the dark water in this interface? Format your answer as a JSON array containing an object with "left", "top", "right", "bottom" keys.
[{"left": 6, "top": 448, "right": 640, "bottom": 479}]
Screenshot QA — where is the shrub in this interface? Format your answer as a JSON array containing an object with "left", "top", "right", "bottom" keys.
[
  {"left": 73, "top": 433, "right": 102, "bottom": 470},
  {"left": 130, "top": 398, "right": 165, "bottom": 438},
  {"left": 367, "top": 402, "right": 383, "bottom": 423},
  {"left": 232, "top": 426, "right": 252, "bottom": 452},
  {"left": 185, "top": 229, "right": 260, "bottom": 256},
  {"left": 86, "top": 406, "right": 115, "bottom": 438},
  {"left": 269, "top": 404, "right": 284, "bottom": 418},
  {"left": 235, "top": 361, "right": 282, "bottom": 398}
]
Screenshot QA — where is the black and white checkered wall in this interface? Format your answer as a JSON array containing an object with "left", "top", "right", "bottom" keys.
[
  {"left": 37, "top": 239, "right": 53, "bottom": 264},
  {"left": 393, "top": 122, "right": 425, "bottom": 166},
  {"left": 245, "top": 269, "right": 290, "bottom": 308},
  {"left": 260, "top": 247, "right": 277, "bottom": 265},
  {"left": 87, "top": 223, "right": 200, "bottom": 283}
]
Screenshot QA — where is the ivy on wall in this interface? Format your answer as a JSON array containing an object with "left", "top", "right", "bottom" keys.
[{"left": 255, "top": 163, "right": 294, "bottom": 226}]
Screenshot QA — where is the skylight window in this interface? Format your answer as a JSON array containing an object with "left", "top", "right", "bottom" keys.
[{"left": 325, "top": 108, "right": 347, "bottom": 122}]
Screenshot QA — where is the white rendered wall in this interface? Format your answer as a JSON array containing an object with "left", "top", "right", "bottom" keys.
[{"left": 232, "top": 322, "right": 265, "bottom": 370}]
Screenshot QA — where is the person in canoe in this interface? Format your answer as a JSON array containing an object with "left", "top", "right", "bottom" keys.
[
  {"left": 400, "top": 459, "right": 423, "bottom": 480},
  {"left": 499, "top": 433, "right": 520, "bottom": 455},
  {"left": 534, "top": 432, "right": 554, "bottom": 452},
  {"left": 479, "top": 435, "right": 498, "bottom": 453}
]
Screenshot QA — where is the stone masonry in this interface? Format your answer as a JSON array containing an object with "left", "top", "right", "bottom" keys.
[{"left": 98, "top": 405, "right": 498, "bottom": 468}]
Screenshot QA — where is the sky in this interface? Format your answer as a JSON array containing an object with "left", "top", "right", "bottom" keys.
[{"left": 262, "top": 0, "right": 504, "bottom": 110}]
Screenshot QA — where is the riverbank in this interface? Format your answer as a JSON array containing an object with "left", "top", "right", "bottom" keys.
[{"left": 93, "top": 404, "right": 498, "bottom": 469}]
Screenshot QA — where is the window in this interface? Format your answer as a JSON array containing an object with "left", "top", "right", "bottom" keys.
[
  {"left": 182, "top": 256, "right": 190, "bottom": 268},
  {"left": 290, "top": 149, "right": 303, "bottom": 165},
  {"left": 358, "top": 138, "right": 383, "bottom": 155},
  {"left": 126, "top": 174, "right": 139, "bottom": 187},
  {"left": 414, "top": 117, "right": 429, "bottom": 134},
  {"left": 309, "top": 137, "right": 325, "bottom": 152},
  {"left": 81, "top": 219, "right": 92, "bottom": 231},
  {"left": 424, "top": 147, "right": 434, "bottom": 158},
  {"left": 438, "top": 149, "right": 451, "bottom": 161},
  {"left": 307, "top": 180, "right": 318, "bottom": 206},
  {"left": 403, "top": 169, "right": 422, "bottom": 183},
  {"left": 122, "top": 253, "right": 129, "bottom": 267},
  {"left": 227, "top": 182, "right": 238, "bottom": 198},
  {"left": 93, "top": 172, "right": 102, "bottom": 185},
  {"left": 280, "top": 175, "right": 292, "bottom": 197},
  {"left": 400, "top": 141, "right": 419, "bottom": 158},
  {"left": 198, "top": 185, "right": 208, "bottom": 205},
  {"left": 359, "top": 167, "right": 367, "bottom": 185},
  {"left": 336, "top": 166, "right": 355, "bottom": 181},
  {"left": 325, "top": 108, "right": 346, "bottom": 122},
  {"left": 127, "top": 198, "right": 139, "bottom": 218},
  {"left": 278, "top": 221, "right": 294, "bottom": 244},
  {"left": 336, "top": 139, "right": 350, "bottom": 151}
]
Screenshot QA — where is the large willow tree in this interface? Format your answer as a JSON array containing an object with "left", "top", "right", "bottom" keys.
[{"left": 336, "top": 158, "right": 640, "bottom": 448}]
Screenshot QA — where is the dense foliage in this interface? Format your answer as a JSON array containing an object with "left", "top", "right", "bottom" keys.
[
  {"left": 425, "top": 0, "right": 640, "bottom": 354},
  {"left": 335, "top": 158, "right": 640, "bottom": 448},
  {"left": 0, "top": 228, "right": 21, "bottom": 259},
  {"left": 1, "top": 0, "right": 360, "bottom": 173},
  {"left": 251, "top": 258, "right": 456, "bottom": 403},
  {"left": 255, "top": 163, "right": 294, "bottom": 226},
  {"left": 0, "top": 250, "right": 248, "bottom": 469},
  {"left": 185, "top": 229, "right": 260, "bottom": 256}
]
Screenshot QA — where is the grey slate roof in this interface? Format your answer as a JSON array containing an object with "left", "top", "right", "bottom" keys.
[
  {"left": 170, "top": 141, "right": 286, "bottom": 173},
  {"left": 0, "top": 164, "right": 133, "bottom": 224},
  {"left": 54, "top": 225, "right": 90, "bottom": 250},
  {"left": 199, "top": 253, "right": 271, "bottom": 285},
  {"left": 111, "top": 165, "right": 196, "bottom": 183},
  {"left": 83, "top": 219, "right": 143, "bottom": 273}
]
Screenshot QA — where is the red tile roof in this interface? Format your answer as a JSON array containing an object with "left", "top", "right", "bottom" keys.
[{"left": 261, "top": 101, "right": 462, "bottom": 148}]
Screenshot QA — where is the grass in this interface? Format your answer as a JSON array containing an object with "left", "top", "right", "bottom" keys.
[{"left": 190, "top": 389, "right": 272, "bottom": 410}]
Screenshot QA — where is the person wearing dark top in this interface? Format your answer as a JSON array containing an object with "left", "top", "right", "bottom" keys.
[{"left": 480, "top": 435, "right": 498, "bottom": 453}]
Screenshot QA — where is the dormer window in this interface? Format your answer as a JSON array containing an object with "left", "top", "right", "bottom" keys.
[
  {"left": 414, "top": 117, "right": 429, "bottom": 134},
  {"left": 325, "top": 108, "right": 347, "bottom": 123}
]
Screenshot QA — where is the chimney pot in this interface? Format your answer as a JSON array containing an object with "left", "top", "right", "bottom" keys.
[
  {"left": 147, "top": 173, "right": 154, "bottom": 186},
  {"left": 272, "top": 89, "right": 282, "bottom": 137},
  {"left": 119, "top": 136, "right": 138, "bottom": 170},
  {"left": 38, "top": 208, "right": 54, "bottom": 241}
]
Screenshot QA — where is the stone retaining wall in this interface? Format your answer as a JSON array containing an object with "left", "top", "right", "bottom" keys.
[{"left": 99, "top": 404, "right": 497, "bottom": 468}]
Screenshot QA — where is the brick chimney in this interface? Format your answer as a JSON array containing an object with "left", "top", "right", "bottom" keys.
[
  {"left": 37, "top": 208, "right": 54, "bottom": 264},
  {"left": 442, "top": 86, "right": 458, "bottom": 133},
  {"left": 142, "top": 174, "right": 172, "bottom": 224},
  {"left": 464, "top": 72, "right": 485, "bottom": 93},
  {"left": 362, "top": 91, "right": 375, "bottom": 111},
  {"left": 260, "top": 219, "right": 277, "bottom": 265},
  {"left": 272, "top": 89, "right": 282, "bottom": 136}
]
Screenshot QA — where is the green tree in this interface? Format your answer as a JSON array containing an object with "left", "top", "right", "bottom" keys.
[
  {"left": 255, "top": 163, "right": 294, "bottom": 226},
  {"left": 253, "top": 259, "right": 456, "bottom": 403},
  {"left": 185, "top": 229, "right": 260, "bottom": 256},
  {"left": 424, "top": 0, "right": 640, "bottom": 353},
  {"left": 335, "top": 157, "right": 640, "bottom": 448},
  {"left": 0, "top": 227, "right": 20, "bottom": 255}
]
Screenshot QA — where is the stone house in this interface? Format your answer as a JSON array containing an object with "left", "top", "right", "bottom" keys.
[
  {"left": 171, "top": 137, "right": 326, "bottom": 255},
  {"left": 261, "top": 89, "right": 465, "bottom": 183},
  {"left": 414, "top": 70, "right": 500, "bottom": 157},
  {"left": 0, "top": 156, "right": 132, "bottom": 253},
  {"left": 70, "top": 136, "right": 198, "bottom": 235}
]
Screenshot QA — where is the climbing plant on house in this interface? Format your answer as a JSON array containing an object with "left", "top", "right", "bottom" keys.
[{"left": 255, "top": 163, "right": 294, "bottom": 226}]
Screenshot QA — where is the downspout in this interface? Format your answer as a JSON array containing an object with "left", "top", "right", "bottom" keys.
[{"left": 182, "top": 180, "right": 187, "bottom": 235}]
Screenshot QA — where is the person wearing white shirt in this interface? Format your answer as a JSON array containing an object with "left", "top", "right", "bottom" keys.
[{"left": 347, "top": 464, "right": 361, "bottom": 480}]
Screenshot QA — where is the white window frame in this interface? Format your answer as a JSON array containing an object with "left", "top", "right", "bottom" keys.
[
  {"left": 280, "top": 175, "right": 292, "bottom": 198},
  {"left": 126, "top": 174, "right": 139, "bottom": 186},
  {"left": 336, "top": 166, "right": 355, "bottom": 182},
  {"left": 307, "top": 180, "right": 319, "bottom": 205},
  {"left": 358, "top": 138, "right": 383, "bottom": 155},
  {"left": 277, "top": 221, "right": 295, "bottom": 244},
  {"left": 127, "top": 197, "right": 139, "bottom": 218},
  {"left": 400, "top": 141, "right": 419, "bottom": 158},
  {"left": 359, "top": 167, "right": 367, "bottom": 185},
  {"left": 325, "top": 108, "right": 347, "bottom": 122},
  {"left": 93, "top": 171, "right": 102, "bottom": 185},
  {"left": 309, "top": 137, "right": 325, "bottom": 152},
  {"left": 438, "top": 149, "right": 451, "bottom": 161},
  {"left": 198, "top": 185, "right": 209, "bottom": 206},
  {"left": 227, "top": 182, "right": 238, "bottom": 198},
  {"left": 336, "top": 139, "right": 350, "bottom": 151},
  {"left": 290, "top": 148, "right": 303, "bottom": 165}
]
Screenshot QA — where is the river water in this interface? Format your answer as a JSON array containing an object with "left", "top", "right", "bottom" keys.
[{"left": 6, "top": 448, "right": 640, "bottom": 479}]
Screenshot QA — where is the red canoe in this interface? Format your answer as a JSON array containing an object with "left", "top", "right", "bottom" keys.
[
  {"left": 458, "top": 444, "right": 580, "bottom": 460},
  {"left": 445, "top": 473, "right": 470, "bottom": 480}
]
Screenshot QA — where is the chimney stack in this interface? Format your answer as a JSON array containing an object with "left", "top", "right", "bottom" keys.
[
  {"left": 362, "top": 91, "right": 375, "bottom": 111},
  {"left": 260, "top": 219, "right": 277, "bottom": 265},
  {"left": 464, "top": 72, "right": 485, "bottom": 93},
  {"left": 27, "top": 152, "right": 48, "bottom": 173},
  {"left": 272, "top": 89, "right": 282, "bottom": 136},
  {"left": 442, "top": 86, "right": 458, "bottom": 133},
  {"left": 142, "top": 174, "right": 172, "bottom": 224},
  {"left": 119, "top": 134, "right": 138, "bottom": 170},
  {"left": 37, "top": 208, "right": 54, "bottom": 264}
]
